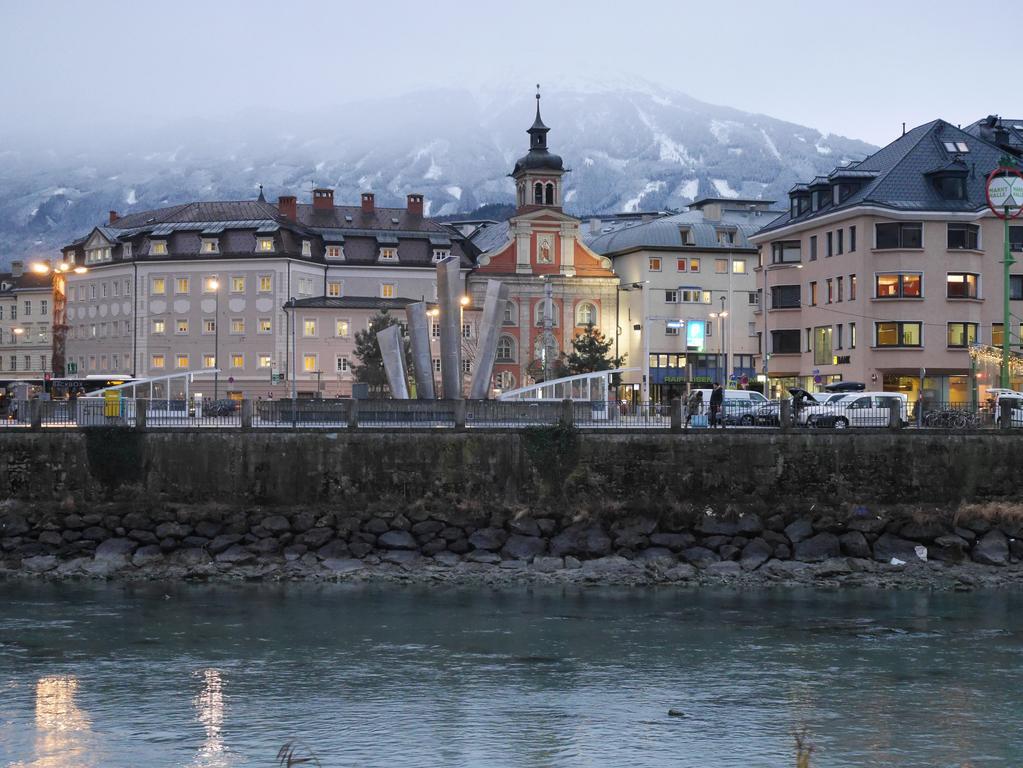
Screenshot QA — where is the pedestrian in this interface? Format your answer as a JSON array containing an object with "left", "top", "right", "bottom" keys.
[
  {"left": 685, "top": 389, "right": 703, "bottom": 428},
  {"left": 709, "top": 382, "right": 724, "bottom": 428}
]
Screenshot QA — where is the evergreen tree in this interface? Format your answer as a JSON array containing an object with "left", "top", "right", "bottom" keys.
[
  {"left": 352, "top": 310, "right": 412, "bottom": 397},
  {"left": 526, "top": 354, "right": 570, "bottom": 383},
  {"left": 566, "top": 324, "right": 625, "bottom": 374}
]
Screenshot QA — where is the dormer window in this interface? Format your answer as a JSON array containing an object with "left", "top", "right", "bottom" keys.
[
  {"left": 123, "top": 243, "right": 132, "bottom": 259},
  {"left": 679, "top": 227, "right": 693, "bottom": 246},
  {"left": 379, "top": 247, "right": 397, "bottom": 261},
  {"left": 432, "top": 249, "right": 450, "bottom": 263},
  {"left": 150, "top": 241, "right": 167, "bottom": 256},
  {"left": 936, "top": 175, "right": 967, "bottom": 200},
  {"left": 256, "top": 237, "right": 274, "bottom": 253},
  {"left": 85, "top": 247, "right": 113, "bottom": 264},
  {"left": 301, "top": 240, "right": 311, "bottom": 257},
  {"left": 200, "top": 239, "right": 219, "bottom": 254},
  {"left": 326, "top": 245, "right": 344, "bottom": 261},
  {"left": 716, "top": 228, "right": 736, "bottom": 245},
  {"left": 942, "top": 141, "right": 969, "bottom": 153}
]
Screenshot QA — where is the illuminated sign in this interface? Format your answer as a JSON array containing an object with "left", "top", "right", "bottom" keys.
[{"left": 686, "top": 321, "right": 705, "bottom": 352}]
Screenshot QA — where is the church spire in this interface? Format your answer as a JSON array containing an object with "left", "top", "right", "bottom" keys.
[{"left": 529, "top": 83, "right": 549, "bottom": 149}]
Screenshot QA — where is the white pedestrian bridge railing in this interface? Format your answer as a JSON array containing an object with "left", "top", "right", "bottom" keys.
[{"left": 497, "top": 368, "right": 638, "bottom": 402}]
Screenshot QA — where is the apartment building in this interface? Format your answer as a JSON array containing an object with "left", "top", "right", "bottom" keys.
[
  {"left": 750, "top": 118, "right": 1023, "bottom": 403},
  {"left": 0, "top": 261, "right": 53, "bottom": 382},
  {"left": 60, "top": 190, "right": 475, "bottom": 398},
  {"left": 587, "top": 198, "right": 778, "bottom": 402}
]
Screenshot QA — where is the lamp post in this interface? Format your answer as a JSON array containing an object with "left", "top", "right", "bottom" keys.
[
  {"left": 207, "top": 277, "right": 220, "bottom": 400},
  {"left": 710, "top": 302, "right": 729, "bottom": 385},
  {"left": 29, "top": 260, "right": 86, "bottom": 379}
]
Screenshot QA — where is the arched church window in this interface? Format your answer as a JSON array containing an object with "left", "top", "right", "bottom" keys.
[
  {"left": 497, "top": 335, "right": 515, "bottom": 362},
  {"left": 545, "top": 183, "right": 554, "bottom": 205},
  {"left": 534, "top": 182, "right": 543, "bottom": 205},
  {"left": 576, "top": 302, "right": 597, "bottom": 326}
]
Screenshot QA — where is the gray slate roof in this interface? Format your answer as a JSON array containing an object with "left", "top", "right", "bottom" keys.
[
  {"left": 469, "top": 221, "right": 512, "bottom": 253},
  {"left": 585, "top": 210, "right": 763, "bottom": 255},
  {"left": 758, "top": 119, "right": 1010, "bottom": 235}
]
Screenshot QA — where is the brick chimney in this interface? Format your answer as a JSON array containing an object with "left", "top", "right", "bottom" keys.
[
  {"left": 278, "top": 195, "right": 297, "bottom": 220},
  {"left": 109, "top": 210, "right": 119, "bottom": 224},
  {"left": 407, "top": 193, "right": 424, "bottom": 217},
  {"left": 361, "top": 192, "right": 375, "bottom": 214},
  {"left": 312, "top": 188, "right": 334, "bottom": 211},
  {"left": 11, "top": 260, "right": 23, "bottom": 277}
]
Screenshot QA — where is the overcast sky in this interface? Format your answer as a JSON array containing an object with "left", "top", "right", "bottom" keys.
[{"left": 1, "top": 0, "right": 1018, "bottom": 147}]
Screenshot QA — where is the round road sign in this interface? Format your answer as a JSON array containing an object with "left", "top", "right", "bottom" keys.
[{"left": 986, "top": 167, "right": 1023, "bottom": 219}]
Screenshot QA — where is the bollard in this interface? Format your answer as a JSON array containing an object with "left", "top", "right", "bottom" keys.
[
  {"left": 670, "top": 397, "right": 682, "bottom": 433},
  {"left": 29, "top": 400, "right": 42, "bottom": 431},
  {"left": 135, "top": 399, "right": 147, "bottom": 431},
  {"left": 347, "top": 398, "right": 360, "bottom": 430},
  {"left": 454, "top": 399, "right": 467, "bottom": 431},
  {"left": 888, "top": 405, "right": 901, "bottom": 431},
  {"left": 1000, "top": 399, "right": 1012, "bottom": 431},
  {"left": 779, "top": 399, "right": 791, "bottom": 433},
  {"left": 241, "top": 399, "right": 253, "bottom": 429},
  {"left": 560, "top": 398, "right": 574, "bottom": 427}
]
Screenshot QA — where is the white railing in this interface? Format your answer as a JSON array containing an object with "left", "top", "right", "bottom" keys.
[{"left": 497, "top": 367, "right": 638, "bottom": 402}]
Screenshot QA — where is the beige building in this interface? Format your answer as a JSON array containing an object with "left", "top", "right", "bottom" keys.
[
  {"left": 751, "top": 118, "right": 1023, "bottom": 404},
  {"left": 586, "top": 198, "right": 775, "bottom": 402},
  {"left": 0, "top": 261, "right": 53, "bottom": 384},
  {"left": 60, "top": 191, "right": 475, "bottom": 398}
]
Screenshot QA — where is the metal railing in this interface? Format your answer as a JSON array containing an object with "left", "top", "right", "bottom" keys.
[{"left": 2, "top": 396, "right": 1023, "bottom": 432}]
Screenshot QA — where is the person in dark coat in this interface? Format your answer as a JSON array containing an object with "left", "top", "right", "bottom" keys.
[
  {"left": 685, "top": 389, "right": 703, "bottom": 427},
  {"left": 709, "top": 382, "right": 724, "bottom": 428}
]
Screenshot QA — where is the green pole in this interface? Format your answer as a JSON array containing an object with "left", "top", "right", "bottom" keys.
[{"left": 1003, "top": 208, "right": 1016, "bottom": 389}]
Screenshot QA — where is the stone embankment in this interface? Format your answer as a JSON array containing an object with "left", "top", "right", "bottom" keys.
[{"left": 3, "top": 500, "right": 1022, "bottom": 589}]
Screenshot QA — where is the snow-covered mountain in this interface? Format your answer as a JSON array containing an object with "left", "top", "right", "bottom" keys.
[{"left": 0, "top": 84, "right": 876, "bottom": 258}]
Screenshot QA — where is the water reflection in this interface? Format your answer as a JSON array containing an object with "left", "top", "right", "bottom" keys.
[
  {"left": 192, "top": 668, "right": 229, "bottom": 767},
  {"left": 12, "top": 675, "right": 94, "bottom": 768}
]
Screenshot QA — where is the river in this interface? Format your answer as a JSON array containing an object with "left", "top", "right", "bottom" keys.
[{"left": 1, "top": 582, "right": 1020, "bottom": 767}]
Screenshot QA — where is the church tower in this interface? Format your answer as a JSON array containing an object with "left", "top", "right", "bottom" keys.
[{"left": 511, "top": 85, "right": 567, "bottom": 212}]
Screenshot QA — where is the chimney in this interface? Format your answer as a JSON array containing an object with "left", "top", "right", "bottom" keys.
[
  {"left": 589, "top": 218, "right": 601, "bottom": 235},
  {"left": 361, "top": 192, "right": 375, "bottom": 214},
  {"left": 278, "top": 195, "right": 297, "bottom": 221},
  {"left": 312, "top": 188, "right": 334, "bottom": 211},
  {"left": 407, "top": 193, "right": 424, "bottom": 217},
  {"left": 11, "top": 260, "right": 23, "bottom": 277},
  {"left": 109, "top": 210, "right": 119, "bottom": 224}
]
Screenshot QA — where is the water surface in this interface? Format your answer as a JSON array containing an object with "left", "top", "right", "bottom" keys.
[{"left": 1, "top": 582, "right": 1020, "bottom": 767}]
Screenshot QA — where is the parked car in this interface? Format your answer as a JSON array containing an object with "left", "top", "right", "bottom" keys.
[
  {"left": 689, "top": 388, "right": 770, "bottom": 426},
  {"left": 994, "top": 392, "right": 1023, "bottom": 427},
  {"left": 754, "top": 388, "right": 847, "bottom": 426},
  {"left": 799, "top": 392, "right": 909, "bottom": 428}
]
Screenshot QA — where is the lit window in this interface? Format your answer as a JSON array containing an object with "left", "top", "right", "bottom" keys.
[
  {"left": 258, "top": 275, "right": 272, "bottom": 292},
  {"left": 176, "top": 354, "right": 190, "bottom": 369},
  {"left": 326, "top": 245, "right": 344, "bottom": 260},
  {"left": 648, "top": 257, "right": 662, "bottom": 272},
  {"left": 689, "top": 258, "right": 700, "bottom": 272},
  {"left": 303, "top": 354, "right": 317, "bottom": 372},
  {"left": 379, "top": 247, "right": 397, "bottom": 261},
  {"left": 175, "top": 319, "right": 188, "bottom": 334},
  {"left": 258, "top": 354, "right": 272, "bottom": 369},
  {"left": 732, "top": 260, "right": 746, "bottom": 274},
  {"left": 257, "top": 237, "right": 274, "bottom": 252},
  {"left": 203, "top": 354, "right": 215, "bottom": 368},
  {"left": 381, "top": 283, "right": 395, "bottom": 299},
  {"left": 875, "top": 321, "right": 922, "bottom": 347},
  {"left": 152, "top": 319, "right": 165, "bottom": 334},
  {"left": 230, "top": 318, "right": 245, "bottom": 334},
  {"left": 151, "top": 278, "right": 166, "bottom": 295},
  {"left": 231, "top": 276, "right": 245, "bottom": 293},
  {"left": 327, "top": 281, "right": 343, "bottom": 298},
  {"left": 947, "top": 322, "right": 978, "bottom": 347},
  {"left": 150, "top": 241, "right": 168, "bottom": 256},
  {"left": 875, "top": 273, "right": 922, "bottom": 299},
  {"left": 175, "top": 277, "right": 190, "bottom": 294},
  {"left": 336, "top": 319, "right": 350, "bottom": 338},
  {"left": 946, "top": 273, "right": 979, "bottom": 299},
  {"left": 201, "top": 239, "right": 219, "bottom": 254},
  {"left": 231, "top": 354, "right": 244, "bottom": 369},
  {"left": 258, "top": 318, "right": 272, "bottom": 334},
  {"left": 151, "top": 354, "right": 165, "bottom": 369},
  {"left": 303, "top": 319, "right": 317, "bottom": 337}
]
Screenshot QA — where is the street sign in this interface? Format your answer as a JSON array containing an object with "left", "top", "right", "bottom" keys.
[{"left": 987, "top": 167, "right": 1023, "bottom": 218}]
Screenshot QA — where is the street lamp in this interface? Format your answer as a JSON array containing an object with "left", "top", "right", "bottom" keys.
[
  {"left": 29, "top": 260, "right": 87, "bottom": 378},
  {"left": 207, "top": 277, "right": 220, "bottom": 399},
  {"left": 709, "top": 307, "right": 729, "bottom": 384}
]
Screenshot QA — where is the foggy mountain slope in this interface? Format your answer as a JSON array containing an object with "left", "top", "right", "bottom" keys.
[{"left": 0, "top": 84, "right": 876, "bottom": 257}]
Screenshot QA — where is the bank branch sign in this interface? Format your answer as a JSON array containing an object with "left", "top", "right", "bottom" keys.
[{"left": 986, "top": 167, "right": 1023, "bottom": 218}]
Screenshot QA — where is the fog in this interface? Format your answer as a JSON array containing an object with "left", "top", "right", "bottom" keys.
[{"left": 1, "top": 0, "right": 1017, "bottom": 150}]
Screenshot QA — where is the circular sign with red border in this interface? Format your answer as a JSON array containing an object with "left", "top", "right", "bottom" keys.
[{"left": 986, "top": 166, "right": 1023, "bottom": 219}]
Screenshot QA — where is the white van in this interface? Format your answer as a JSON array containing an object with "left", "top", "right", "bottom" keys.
[
  {"left": 799, "top": 392, "right": 909, "bottom": 428},
  {"left": 689, "top": 388, "right": 769, "bottom": 426}
]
